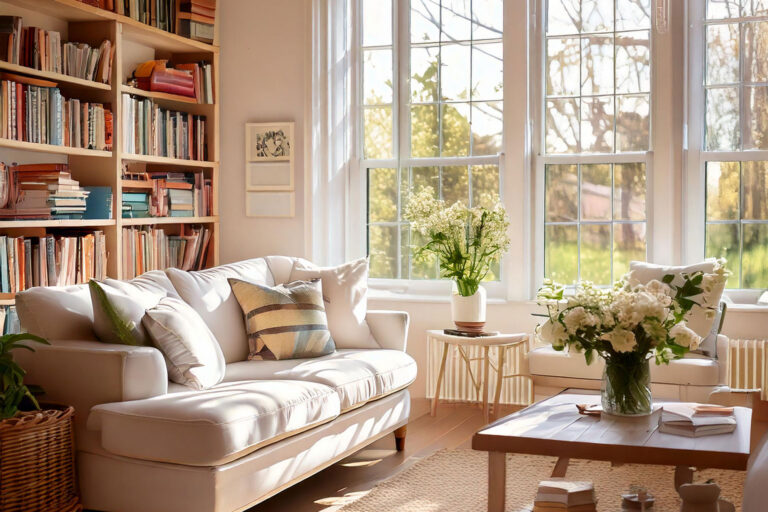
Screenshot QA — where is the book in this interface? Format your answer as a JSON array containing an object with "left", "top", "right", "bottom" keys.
[
  {"left": 177, "top": 19, "right": 214, "bottom": 43},
  {"left": 535, "top": 480, "right": 596, "bottom": 508},
  {"left": 83, "top": 186, "right": 113, "bottom": 219},
  {"left": 0, "top": 163, "right": 92, "bottom": 220},
  {"left": 659, "top": 403, "right": 737, "bottom": 437},
  {"left": 122, "top": 225, "right": 210, "bottom": 278}
]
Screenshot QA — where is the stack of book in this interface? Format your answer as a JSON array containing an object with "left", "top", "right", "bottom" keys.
[
  {"left": 0, "top": 163, "right": 91, "bottom": 220},
  {"left": 534, "top": 480, "right": 596, "bottom": 512},
  {"left": 178, "top": 0, "right": 216, "bottom": 43},
  {"left": 122, "top": 165, "right": 212, "bottom": 217},
  {"left": 122, "top": 191, "right": 150, "bottom": 218},
  {"left": 659, "top": 403, "right": 736, "bottom": 437},
  {"left": 175, "top": 61, "right": 213, "bottom": 104},
  {"left": 122, "top": 225, "right": 211, "bottom": 278},
  {"left": 121, "top": 94, "right": 206, "bottom": 160},
  {"left": 0, "top": 231, "right": 107, "bottom": 292},
  {"left": 0, "top": 17, "right": 114, "bottom": 84},
  {"left": 0, "top": 73, "right": 113, "bottom": 150},
  {"left": 130, "top": 60, "right": 213, "bottom": 103}
]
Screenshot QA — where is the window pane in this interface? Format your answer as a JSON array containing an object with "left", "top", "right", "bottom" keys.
[
  {"left": 742, "top": 161, "right": 768, "bottom": 219},
  {"left": 471, "top": 102, "right": 503, "bottom": 156},
  {"left": 369, "top": 224, "right": 398, "bottom": 279},
  {"left": 441, "top": 165, "right": 469, "bottom": 205},
  {"left": 744, "top": 0, "right": 768, "bottom": 16},
  {"left": 581, "top": 96, "right": 614, "bottom": 153},
  {"left": 411, "top": 104, "right": 439, "bottom": 157},
  {"left": 706, "top": 87, "right": 740, "bottom": 151},
  {"left": 546, "top": 164, "right": 578, "bottom": 222},
  {"left": 472, "top": 42, "right": 503, "bottom": 101},
  {"left": 707, "top": 0, "right": 741, "bottom": 19},
  {"left": 581, "top": 0, "right": 613, "bottom": 33},
  {"left": 614, "top": 223, "right": 646, "bottom": 279},
  {"left": 581, "top": 164, "right": 612, "bottom": 221},
  {"left": 546, "top": 37, "right": 580, "bottom": 97},
  {"left": 545, "top": 225, "right": 578, "bottom": 284},
  {"left": 411, "top": 46, "right": 439, "bottom": 102},
  {"left": 616, "top": 0, "right": 651, "bottom": 31},
  {"left": 707, "top": 24, "right": 740, "bottom": 85},
  {"left": 363, "top": 49, "right": 393, "bottom": 105},
  {"left": 616, "top": 94, "right": 650, "bottom": 152},
  {"left": 441, "top": 102, "right": 470, "bottom": 156},
  {"left": 440, "top": 43, "right": 471, "bottom": 101},
  {"left": 616, "top": 31, "right": 650, "bottom": 94},
  {"left": 471, "top": 164, "right": 500, "bottom": 208},
  {"left": 580, "top": 224, "right": 612, "bottom": 285},
  {"left": 547, "top": 0, "right": 580, "bottom": 36},
  {"left": 744, "top": 22, "right": 768, "bottom": 83},
  {"left": 368, "top": 168, "right": 398, "bottom": 222},
  {"left": 411, "top": 0, "right": 440, "bottom": 43},
  {"left": 614, "top": 163, "right": 646, "bottom": 221},
  {"left": 364, "top": 107, "right": 393, "bottom": 159},
  {"left": 363, "top": 0, "right": 392, "bottom": 46},
  {"left": 743, "top": 223, "right": 768, "bottom": 288},
  {"left": 745, "top": 86, "right": 768, "bottom": 150},
  {"left": 410, "top": 166, "right": 439, "bottom": 194},
  {"left": 442, "top": 0, "right": 472, "bottom": 42},
  {"left": 581, "top": 35, "right": 614, "bottom": 96},
  {"left": 546, "top": 98, "right": 580, "bottom": 153},
  {"left": 706, "top": 223, "right": 741, "bottom": 288},
  {"left": 707, "top": 161, "right": 740, "bottom": 220},
  {"left": 472, "top": 0, "right": 503, "bottom": 40}
]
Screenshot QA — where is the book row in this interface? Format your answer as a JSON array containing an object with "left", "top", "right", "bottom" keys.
[
  {"left": 122, "top": 94, "right": 206, "bottom": 160},
  {"left": 122, "top": 167, "right": 212, "bottom": 218},
  {"left": 0, "top": 231, "right": 107, "bottom": 293},
  {"left": 0, "top": 76, "right": 113, "bottom": 150},
  {"left": 0, "top": 17, "right": 114, "bottom": 84},
  {"left": 122, "top": 225, "right": 211, "bottom": 279}
]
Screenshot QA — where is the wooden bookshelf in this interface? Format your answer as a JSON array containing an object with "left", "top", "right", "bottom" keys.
[{"left": 0, "top": 0, "right": 221, "bottom": 301}]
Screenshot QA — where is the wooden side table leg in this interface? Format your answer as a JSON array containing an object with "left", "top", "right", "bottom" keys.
[
  {"left": 488, "top": 451, "right": 506, "bottom": 512},
  {"left": 431, "top": 342, "right": 449, "bottom": 417},
  {"left": 492, "top": 346, "right": 505, "bottom": 420},
  {"left": 482, "top": 346, "right": 490, "bottom": 423}
]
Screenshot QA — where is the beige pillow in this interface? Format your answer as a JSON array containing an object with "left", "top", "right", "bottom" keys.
[
  {"left": 628, "top": 260, "right": 726, "bottom": 338},
  {"left": 289, "top": 258, "right": 378, "bottom": 349},
  {"left": 142, "top": 296, "right": 226, "bottom": 389}
]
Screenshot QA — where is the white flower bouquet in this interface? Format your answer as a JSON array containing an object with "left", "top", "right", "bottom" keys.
[
  {"left": 536, "top": 261, "right": 729, "bottom": 415},
  {"left": 404, "top": 187, "right": 510, "bottom": 297}
]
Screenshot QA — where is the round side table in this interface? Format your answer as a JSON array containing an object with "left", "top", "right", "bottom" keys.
[{"left": 427, "top": 330, "right": 533, "bottom": 422}]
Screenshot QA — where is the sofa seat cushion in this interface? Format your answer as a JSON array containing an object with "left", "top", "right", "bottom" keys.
[
  {"left": 89, "top": 380, "right": 340, "bottom": 466},
  {"left": 528, "top": 346, "right": 721, "bottom": 386},
  {"left": 224, "top": 349, "right": 417, "bottom": 411}
]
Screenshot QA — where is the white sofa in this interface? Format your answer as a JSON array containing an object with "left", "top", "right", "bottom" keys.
[{"left": 14, "top": 256, "right": 417, "bottom": 512}]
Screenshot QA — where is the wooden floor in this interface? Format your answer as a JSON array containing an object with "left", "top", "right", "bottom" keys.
[{"left": 248, "top": 400, "right": 523, "bottom": 512}]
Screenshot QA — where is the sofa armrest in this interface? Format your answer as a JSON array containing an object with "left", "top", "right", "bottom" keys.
[
  {"left": 366, "top": 310, "right": 410, "bottom": 351},
  {"left": 15, "top": 339, "right": 168, "bottom": 420}
]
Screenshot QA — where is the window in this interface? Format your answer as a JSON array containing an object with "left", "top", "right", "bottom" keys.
[
  {"left": 702, "top": 1, "right": 768, "bottom": 288},
  {"left": 540, "top": 0, "right": 650, "bottom": 285},
  {"left": 360, "top": 0, "right": 504, "bottom": 281}
]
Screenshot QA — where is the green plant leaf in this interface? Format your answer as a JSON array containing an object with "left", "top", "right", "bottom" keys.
[{"left": 89, "top": 280, "right": 142, "bottom": 346}]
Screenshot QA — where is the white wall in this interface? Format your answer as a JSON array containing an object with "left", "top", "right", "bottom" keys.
[{"left": 219, "top": 0, "right": 310, "bottom": 262}]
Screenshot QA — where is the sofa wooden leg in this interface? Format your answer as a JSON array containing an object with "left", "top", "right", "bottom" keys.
[{"left": 394, "top": 425, "right": 407, "bottom": 451}]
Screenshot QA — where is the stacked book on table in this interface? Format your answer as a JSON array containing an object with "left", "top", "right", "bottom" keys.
[
  {"left": 0, "top": 231, "right": 107, "bottom": 292},
  {"left": 0, "top": 163, "right": 91, "bottom": 220},
  {"left": 178, "top": 0, "right": 216, "bottom": 43},
  {"left": 122, "top": 225, "right": 211, "bottom": 278},
  {"left": 659, "top": 403, "right": 736, "bottom": 437},
  {"left": 534, "top": 480, "right": 596, "bottom": 512},
  {"left": 0, "top": 16, "right": 114, "bottom": 84}
]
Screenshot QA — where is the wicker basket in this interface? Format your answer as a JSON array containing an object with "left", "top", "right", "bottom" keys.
[{"left": 0, "top": 405, "right": 82, "bottom": 512}]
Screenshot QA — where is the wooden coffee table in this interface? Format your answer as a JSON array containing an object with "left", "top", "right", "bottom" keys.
[{"left": 472, "top": 389, "right": 752, "bottom": 512}]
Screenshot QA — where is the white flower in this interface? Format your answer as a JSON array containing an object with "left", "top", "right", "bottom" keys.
[
  {"left": 601, "top": 329, "right": 637, "bottom": 353},
  {"left": 538, "top": 319, "right": 568, "bottom": 348},
  {"left": 655, "top": 347, "right": 675, "bottom": 364},
  {"left": 669, "top": 322, "right": 702, "bottom": 350},
  {"left": 563, "top": 306, "right": 599, "bottom": 334}
]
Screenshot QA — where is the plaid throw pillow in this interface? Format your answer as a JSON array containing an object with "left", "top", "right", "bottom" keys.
[{"left": 228, "top": 278, "right": 336, "bottom": 360}]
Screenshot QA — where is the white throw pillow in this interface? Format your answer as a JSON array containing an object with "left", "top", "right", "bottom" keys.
[
  {"left": 289, "top": 258, "right": 379, "bottom": 349},
  {"left": 628, "top": 260, "right": 726, "bottom": 338},
  {"left": 142, "top": 296, "right": 226, "bottom": 389}
]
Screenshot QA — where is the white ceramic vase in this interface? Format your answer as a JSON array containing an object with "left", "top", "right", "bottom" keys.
[{"left": 450, "top": 283, "right": 486, "bottom": 333}]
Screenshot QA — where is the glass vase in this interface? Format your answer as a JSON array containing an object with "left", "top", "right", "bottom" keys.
[{"left": 601, "top": 357, "right": 652, "bottom": 416}]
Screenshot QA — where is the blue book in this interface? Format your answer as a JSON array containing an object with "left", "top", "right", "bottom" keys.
[
  {"left": 83, "top": 186, "right": 113, "bottom": 220},
  {"left": 0, "top": 236, "right": 8, "bottom": 294},
  {"left": 122, "top": 192, "right": 149, "bottom": 203}
]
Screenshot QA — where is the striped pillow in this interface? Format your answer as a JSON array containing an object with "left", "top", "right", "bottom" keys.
[{"left": 228, "top": 278, "right": 336, "bottom": 360}]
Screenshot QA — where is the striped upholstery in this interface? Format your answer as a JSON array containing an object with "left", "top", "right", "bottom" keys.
[{"left": 228, "top": 278, "right": 336, "bottom": 360}]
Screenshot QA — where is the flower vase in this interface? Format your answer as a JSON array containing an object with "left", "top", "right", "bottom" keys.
[
  {"left": 450, "top": 283, "right": 486, "bottom": 333},
  {"left": 601, "top": 357, "right": 652, "bottom": 416}
]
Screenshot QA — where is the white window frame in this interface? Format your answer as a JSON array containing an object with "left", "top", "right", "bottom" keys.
[{"left": 349, "top": 0, "right": 520, "bottom": 299}]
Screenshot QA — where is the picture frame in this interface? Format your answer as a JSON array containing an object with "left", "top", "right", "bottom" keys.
[{"left": 245, "top": 122, "right": 295, "bottom": 195}]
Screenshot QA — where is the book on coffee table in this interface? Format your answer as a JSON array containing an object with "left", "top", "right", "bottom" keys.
[{"left": 659, "top": 403, "right": 737, "bottom": 437}]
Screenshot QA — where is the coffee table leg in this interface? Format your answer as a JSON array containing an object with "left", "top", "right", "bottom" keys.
[
  {"left": 482, "top": 346, "right": 491, "bottom": 422},
  {"left": 431, "top": 342, "right": 449, "bottom": 417},
  {"left": 551, "top": 457, "right": 570, "bottom": 478},
  {"left": 488, "top": 451, "right": 506, "bottom": 512}
]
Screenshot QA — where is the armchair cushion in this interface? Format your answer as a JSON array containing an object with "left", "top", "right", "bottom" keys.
[{"left": 16, "top": 283, "right": 96, "bottom": 340}]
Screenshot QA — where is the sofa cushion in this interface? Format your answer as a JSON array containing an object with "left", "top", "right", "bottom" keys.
[
  {"left": 166, "top": 258, "right": 274, "bottom": 363},
  {"left": 17, "top": 283, "right": 96, "bottom": 340},
  {"left": 528, "top": 345, "right": 721, "bottom": 386},
  {"left": 89, "top": 380, "right": 340, "bottom": 466},
  {"left": 224, "top": 349, "right": 417, "bottom": 411}
]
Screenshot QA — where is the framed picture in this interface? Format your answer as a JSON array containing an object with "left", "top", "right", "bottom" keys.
[
  {"left": 246, "top": 162, "right": 293, "bottom": 191},
  {"left": 245, "top": 122, "right": 294, "bottom": 161}
]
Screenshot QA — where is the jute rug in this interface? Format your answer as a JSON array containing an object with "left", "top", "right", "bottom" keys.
[{"left": 338, "top": 449, "right": 745, "bottom": 512}]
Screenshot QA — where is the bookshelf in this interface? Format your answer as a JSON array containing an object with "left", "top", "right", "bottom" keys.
[{"left": 0, "top": 0, "right": 220, "bottom": 301}]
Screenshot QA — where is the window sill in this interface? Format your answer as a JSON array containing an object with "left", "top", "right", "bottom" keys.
[{"left": 367, "top": 287, "right": 516, "bottom": 305}]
